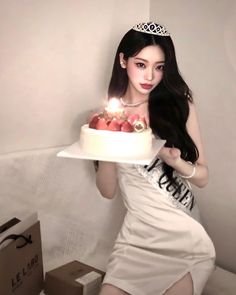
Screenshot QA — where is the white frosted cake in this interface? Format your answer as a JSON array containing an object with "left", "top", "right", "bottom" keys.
[
  {"left": 79, "top": 99, "right": 153, "bottom": 158},
  {"left": 80, "top": 124, "right": 153, "bottom": 158}
]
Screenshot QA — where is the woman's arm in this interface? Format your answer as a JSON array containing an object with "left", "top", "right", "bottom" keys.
[
  {"left": 158, "top": 102, "right": 209, "bottom": 188},
  {"left": 96, "top": 161, "right": 118, "bottom": 198}
]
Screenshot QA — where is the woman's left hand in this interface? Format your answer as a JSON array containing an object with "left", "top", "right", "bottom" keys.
[{"left": 158, "top": 147, "right": 181, "bottom": 167}]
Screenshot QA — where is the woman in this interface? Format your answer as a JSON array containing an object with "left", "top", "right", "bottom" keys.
[{"left": 97, "top": 22, "right": 215, "bottom": 295}]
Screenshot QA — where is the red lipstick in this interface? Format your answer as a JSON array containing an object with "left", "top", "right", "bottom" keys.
[{"left": 140, "top": 84, "right": 153, "bottom": 90}]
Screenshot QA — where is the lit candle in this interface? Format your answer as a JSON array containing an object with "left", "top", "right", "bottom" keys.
[{"left": 105, "top": 98, "right": 124, "bottom": 117}]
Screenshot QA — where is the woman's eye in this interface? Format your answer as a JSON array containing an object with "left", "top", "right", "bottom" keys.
[
  {"left": 156, "top": 64, "right": 165, "bottom": 71},
  {"left": 136, "top": 63, "right": 145, "bottom": 68}
]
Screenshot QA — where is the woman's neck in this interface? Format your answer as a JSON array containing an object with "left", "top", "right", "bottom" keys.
[
  {"left": 123, "top": 87, "right": 148, "bottom": 104},
  {"left": 120, "top": 97, "right": 148, "bottom": 108}
]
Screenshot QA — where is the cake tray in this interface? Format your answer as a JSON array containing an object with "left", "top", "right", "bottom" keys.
[{"left": 57, "top": 139, "right": 166, "bottom": 165}]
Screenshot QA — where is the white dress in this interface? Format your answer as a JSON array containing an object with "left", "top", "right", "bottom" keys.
[{"left": 102, "top": 161, "right": 216, "bottom": 295}]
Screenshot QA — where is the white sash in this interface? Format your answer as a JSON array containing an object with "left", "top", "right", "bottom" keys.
[{"left": 135, "top": 162, "right": 196, "bottom": 216}]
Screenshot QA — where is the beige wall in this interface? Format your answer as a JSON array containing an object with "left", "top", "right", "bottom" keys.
[
  {"left": 150, "top": 0, "right": 236, "bottom": 272},
  {"left": 0, "top": 0, "right": 149, "bottom": 154}
]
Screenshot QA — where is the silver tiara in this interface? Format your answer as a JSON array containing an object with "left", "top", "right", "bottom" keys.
[{"left": 132, "top": 22, "right": 170, "bottom": 36}]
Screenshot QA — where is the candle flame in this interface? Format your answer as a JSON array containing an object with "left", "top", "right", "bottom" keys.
[{"left": 107, "top": 98, "right": 122, "bottom": 111}]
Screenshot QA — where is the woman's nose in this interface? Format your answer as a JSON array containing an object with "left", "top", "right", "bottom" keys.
[{"left": 145, "top": 67, "right": 154, "bottom": 81}]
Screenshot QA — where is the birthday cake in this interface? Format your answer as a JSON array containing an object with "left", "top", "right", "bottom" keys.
[{"left": 79, "top": 101, "right": 153, "bottom": 158}]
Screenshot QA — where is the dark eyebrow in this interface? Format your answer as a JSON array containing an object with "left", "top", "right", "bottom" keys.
[{"left": 134, "top": 57, "right": 165, "bottom": 64}]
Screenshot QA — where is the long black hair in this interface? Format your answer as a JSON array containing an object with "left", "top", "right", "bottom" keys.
[{"left": 108, "top": 25, "right": 199, "bottom": 187}]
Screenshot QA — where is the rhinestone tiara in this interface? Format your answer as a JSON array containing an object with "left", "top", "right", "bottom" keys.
[{"left": 132, "top": 22, "right": 170, "bottom": 36}]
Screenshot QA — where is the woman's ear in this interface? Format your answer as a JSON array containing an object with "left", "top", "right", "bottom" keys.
[{"left": 119, "top": 53, "right": 126, "bottom": 68}]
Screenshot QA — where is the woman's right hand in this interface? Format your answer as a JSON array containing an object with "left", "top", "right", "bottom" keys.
[
  {"left": 158, "top": 147, "right": 181, "bottom": 167},
  {"left": 96, "top": 161, "right": 118, "bottom": 199}
]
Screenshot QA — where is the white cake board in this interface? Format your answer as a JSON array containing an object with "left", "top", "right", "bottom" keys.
[{"left": 57, "top": 139, "right": 166, "bottom": 165}]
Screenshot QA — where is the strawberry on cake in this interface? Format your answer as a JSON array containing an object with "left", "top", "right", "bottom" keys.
[{"left": 79, "top": 108, "right": 153, "bottom": 158}]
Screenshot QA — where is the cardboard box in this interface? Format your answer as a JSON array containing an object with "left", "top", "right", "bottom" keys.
[{"left": 44, "top": 260, "right": 105, "bottom": 295}]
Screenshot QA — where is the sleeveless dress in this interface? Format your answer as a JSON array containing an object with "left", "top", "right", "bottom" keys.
[{"left": 102, "top": 161, "right": 216, "bottom": 295}]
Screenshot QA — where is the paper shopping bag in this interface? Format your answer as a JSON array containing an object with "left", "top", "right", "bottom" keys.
[{"left": 0, "top": 221, "right": 44, "bottom": 295}]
